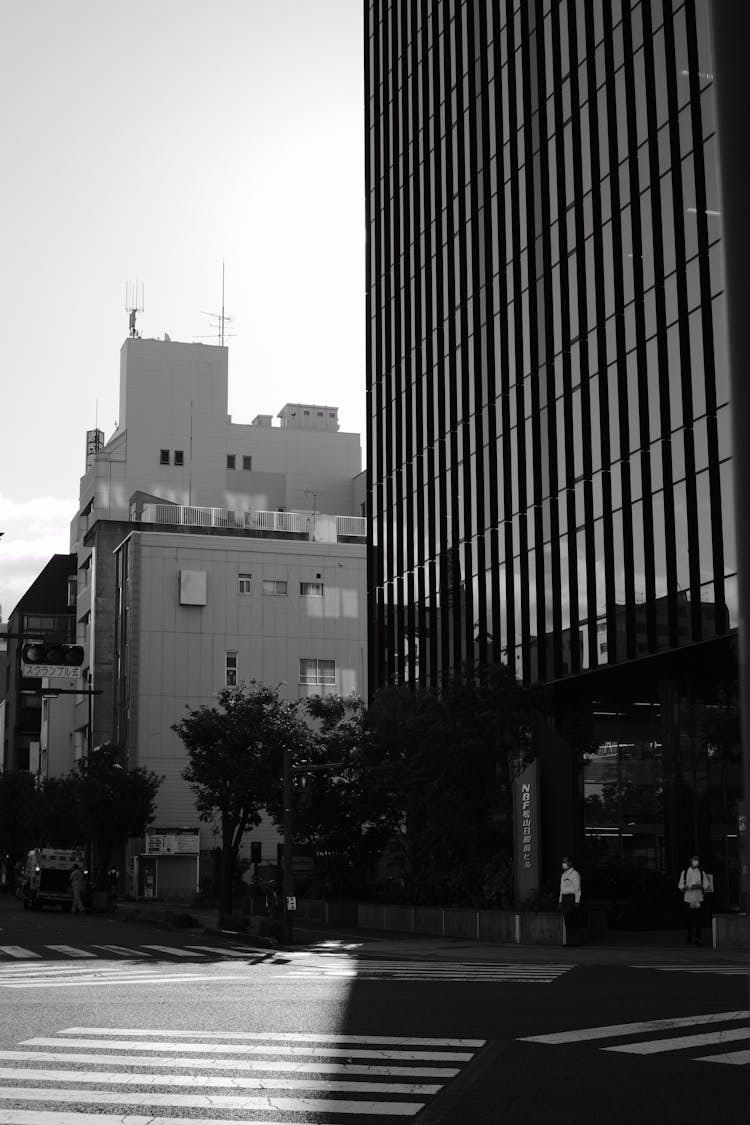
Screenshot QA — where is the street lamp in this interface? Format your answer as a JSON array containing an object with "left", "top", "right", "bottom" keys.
[
  {"left": 282, "top": 741, "right": 295, "bottom": 945},
  {"left": 274, "top": 682, "right": 296, "bottom": 946}
]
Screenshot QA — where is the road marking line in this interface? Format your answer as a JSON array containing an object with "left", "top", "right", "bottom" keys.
[
  {"left": 44, "top": 946, "right": 96, "bottom": 958},
  {"left": 0, "top": 1066, "right": 442, "bottom": 1095},
  {"left": 183, "top": 945, "right": 252, "bottom": 957},
  {"left": 0, "top": 947, "right": 41, "bottom": 960},
  {"left": 141, "top": 946, "right": 205, "bottom": 957},
  {"left": 0, "top": 1112, "right": 342, "bottom": 1125},
  {"left": 91, "top": 945, "right": 152, "bottom": 957},
  {"left": 6, "top": 975, "right": 247, "bottom": 989},
  {"left": 0, "top": 1050, "right": 460, "bottom": 1077},
  {"left": 520, "top": 1010, "right": 749, "bottom": 1044},
  {"left": 695, "top": 1049, "right": 750, "bottom": 1065},
  {"left": 26, "top": 1037, "right": 475, "bottom": 1061},
  {"left": 0, "top": 965, "right": 133, "bottom": 977},
  {"left": 60, "top": 1027, "right": 486, "bottom": 1046},
  {"left": 629, "top": 964, "right": 747, "bottom": 975},
  {"left": 0, "top": 1089, "right": 424, "bottom": 1115},
  {"left": 604, "top": 1027, "right": 749, "bottom": 1055}
]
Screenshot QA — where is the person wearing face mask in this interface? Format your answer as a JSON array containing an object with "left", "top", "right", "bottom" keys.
[
  {"left": 678, "top": 855, "right": 710, "bottom": 946},
  {"left": 558, "top": 856, "right": 582, "bottom": 936}
]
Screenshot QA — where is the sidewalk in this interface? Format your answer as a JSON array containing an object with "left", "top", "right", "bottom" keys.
[{"left": 115, "top": 901, "right": 749, "bottom": 967}]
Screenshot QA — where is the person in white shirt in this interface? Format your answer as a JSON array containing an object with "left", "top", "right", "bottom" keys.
[
  {"left": 678, "top": 855, "right": 710, "bottom": 946},
  {"left": 558, "top": 857, "right": 582, "bottom": 929}
]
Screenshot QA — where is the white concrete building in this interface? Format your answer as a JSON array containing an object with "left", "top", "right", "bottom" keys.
[{"left": 67, "top": 335, "right": 367, "bottom": 897}]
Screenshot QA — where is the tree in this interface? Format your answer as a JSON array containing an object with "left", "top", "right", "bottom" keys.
[
  {"left": 36, "top": 776, "right": 83, "bottom": 848},
  {"left": 266, "top": 694, "right": 391, "bottom": 896},
  {"left": 364, "top": 664, "right": 533, "bottom": 905},
  {"left": 174, "top": 682, "right": 311, "bottom": 915},
  {"left": 72, "top": 744, "right": 162, "bottom": 887},
  {"left": 0, "top": 771, "right": 41, "bottom": 893}
]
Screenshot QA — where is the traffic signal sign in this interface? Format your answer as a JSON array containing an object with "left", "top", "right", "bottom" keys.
[{"left": 21, "top": 641, "right": 85, "bottom": 679}]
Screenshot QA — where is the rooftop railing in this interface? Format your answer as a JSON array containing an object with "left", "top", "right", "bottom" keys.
[{"left": 137, "top": 503, "right": 366, "bottom": 542}]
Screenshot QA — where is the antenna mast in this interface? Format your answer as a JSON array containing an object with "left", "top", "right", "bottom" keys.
[
  {"left": 125, "top": 281, "right": 144, "bottom": 338},
  {"left": 198, "top": 260, "right": 235, "bottom": 346}
]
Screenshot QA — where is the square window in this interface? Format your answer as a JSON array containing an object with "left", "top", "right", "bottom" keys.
[
  {"left": 238, "top": 573, "right": 252, "bottom": 594},
  {"left": 263, "top": 579, "right": 287, "bottom": 596},
  {"left": 242, "top": 455, "right": 252, "bottom": 471},
  {"left": 227, "top": 454, "right": 236, "bottom": 470},
  {"left": 225, "top": 651, "right": 238, "bottom": 687},
  {"left": 174, "top": 450, "right": 184, "bottom": 466},
  {"left": 160, "top": 449, "right": 170, "bottom": 465},
  {"left": 299, "top": 658, "right": 336, "bottom": 686},
  {"left": 300, "top": 581, "right": 324, "bottom": 597}
]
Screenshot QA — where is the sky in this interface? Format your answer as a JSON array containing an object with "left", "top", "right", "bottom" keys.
[{"left": 0, "top": 0, "right": 365, "bottom": 620}]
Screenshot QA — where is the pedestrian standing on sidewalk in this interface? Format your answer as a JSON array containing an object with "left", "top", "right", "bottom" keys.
[
  {"left": 678, "top": 855, "right": 710, "bottom": 945},
  {"left": 69, "top": 863, "right": 86, "bottom": 914},
  {"left": 558, "top": 856, "right": 582, "bottom": 928}
]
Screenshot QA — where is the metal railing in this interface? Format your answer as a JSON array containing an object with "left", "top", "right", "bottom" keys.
[{"left": 139, "top": 504, "right": 366, "bottom": 540}]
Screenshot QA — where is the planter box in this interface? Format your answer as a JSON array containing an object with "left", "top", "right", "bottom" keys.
[
  {"left": 356, "top": 902, "right": 607, "bottom": 945},
  {"left": 712, "top": 913, "right": 748, "bottom": 949}
]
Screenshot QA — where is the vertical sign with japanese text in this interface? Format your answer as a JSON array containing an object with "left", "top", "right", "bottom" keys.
[{"left": 513, "top": 758, "right": 540, "bottom": 906}]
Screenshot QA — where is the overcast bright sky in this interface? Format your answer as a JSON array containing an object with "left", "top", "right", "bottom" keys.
[{"left": 0, "top": 0, "right": 365, "bottom": 620}]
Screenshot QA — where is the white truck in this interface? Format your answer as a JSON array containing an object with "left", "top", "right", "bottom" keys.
[{"left": 22, "top": 848, "right": 86, "bottom": 911}]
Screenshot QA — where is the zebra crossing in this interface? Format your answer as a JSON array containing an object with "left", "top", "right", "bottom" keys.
[
  {"left": 0, "top": 944, "right": 574, "bottom": 986},
  {"left": 519, "top": 1009, "right": 750, "bottom": 1066},
  {"left": 0, "top": 1024, "right": 485, "bottom": 1122},
  {"left": 270, "top": 956, "right": 573, "bottom": 982},
  {"left": 0, "top": 944, "right": 254, "bottom": 990}
]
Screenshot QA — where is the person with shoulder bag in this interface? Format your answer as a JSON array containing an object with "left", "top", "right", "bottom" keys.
[{"left": 678, "top": 854, "right": 710, "bottom": 946}]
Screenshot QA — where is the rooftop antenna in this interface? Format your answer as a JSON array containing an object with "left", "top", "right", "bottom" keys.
[
  {"left": 125, "top": 281, "right": 144, "bottom": 338},
  {"left": 197, "top": 260, "right": 235, "bottom": 346}
]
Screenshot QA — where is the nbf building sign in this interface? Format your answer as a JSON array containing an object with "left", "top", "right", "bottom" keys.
[{"left": 513, "top": 759, "right": 540, "bottom": 905}]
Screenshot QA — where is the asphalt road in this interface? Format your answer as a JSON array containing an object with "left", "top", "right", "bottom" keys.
[{"left": 0, "top": 894, "right": 747, "bottom": 1123}]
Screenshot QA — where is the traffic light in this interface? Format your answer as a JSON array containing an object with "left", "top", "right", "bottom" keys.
[{"left": 21, "top": 641, "right": 85, "bottom": 678}]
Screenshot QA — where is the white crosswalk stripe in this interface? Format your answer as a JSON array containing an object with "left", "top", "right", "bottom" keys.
[
  {"left": 141, "top": 945, "right": 205, "bottom": 957},
  {"left": 519, "top": 1010, "right": 750, "bottom": 1066},
  {"left": 44, "top": 946, "right": 97, "bottom": 959},
  {"left": 270, "top": 957, "right": 573, "bottom": 983},
  {"left": 0, "top": 947, "right": 41, "bottom": 960},
  {"left": 0, "top": 1025, "right": 485, "bottom": 1122}
]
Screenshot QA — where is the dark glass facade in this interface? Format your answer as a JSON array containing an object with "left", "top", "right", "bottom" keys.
[{"left": 365, "top": 0, "right": 741, "bottom": 901}]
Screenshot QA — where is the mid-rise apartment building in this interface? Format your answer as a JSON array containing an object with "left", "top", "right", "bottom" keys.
[{"left": 66, "top": 334, "right": 366, "bottom": 895}]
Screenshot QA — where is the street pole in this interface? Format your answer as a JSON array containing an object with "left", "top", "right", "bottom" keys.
[{"left": 282, "top": 743, "right": 294, "bottom": 945}]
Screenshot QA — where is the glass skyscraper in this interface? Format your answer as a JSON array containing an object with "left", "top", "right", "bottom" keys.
[{"left": 365, "top": 1, "right": 741, "bottom": 901}]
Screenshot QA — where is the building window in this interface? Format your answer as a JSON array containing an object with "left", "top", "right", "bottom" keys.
[
  {"left": 66, "top": 576, "right": 77, "bottom": 609},
  {"left": 300, "top": 581, "right": 324, "bottom": 597},
  {"left": 242, "top": 455, "right": 252, "bottom": 471},
  {"left": 263, "top": 579, "right": 287, "bottom": 595},
  {"left": 300, "top": 658, "right": 336, "bottom": 685},
  {"left": 160, "top": 449, "right": 170, "bottom": 465},
  {"left": 227, "top": 454, "right": 236, "bottom": 470},
  {"left": 225, "top": 652, "right": 238, "bottom": 687},
  {"left": 238, "top": 573, "right": 252, "bottom": 594},
  {"left": 174, "top": 450, "right": 184, "bottom": 466},
  {"left": 317, "top": 411, "right": 323, "bottom": 417}
]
